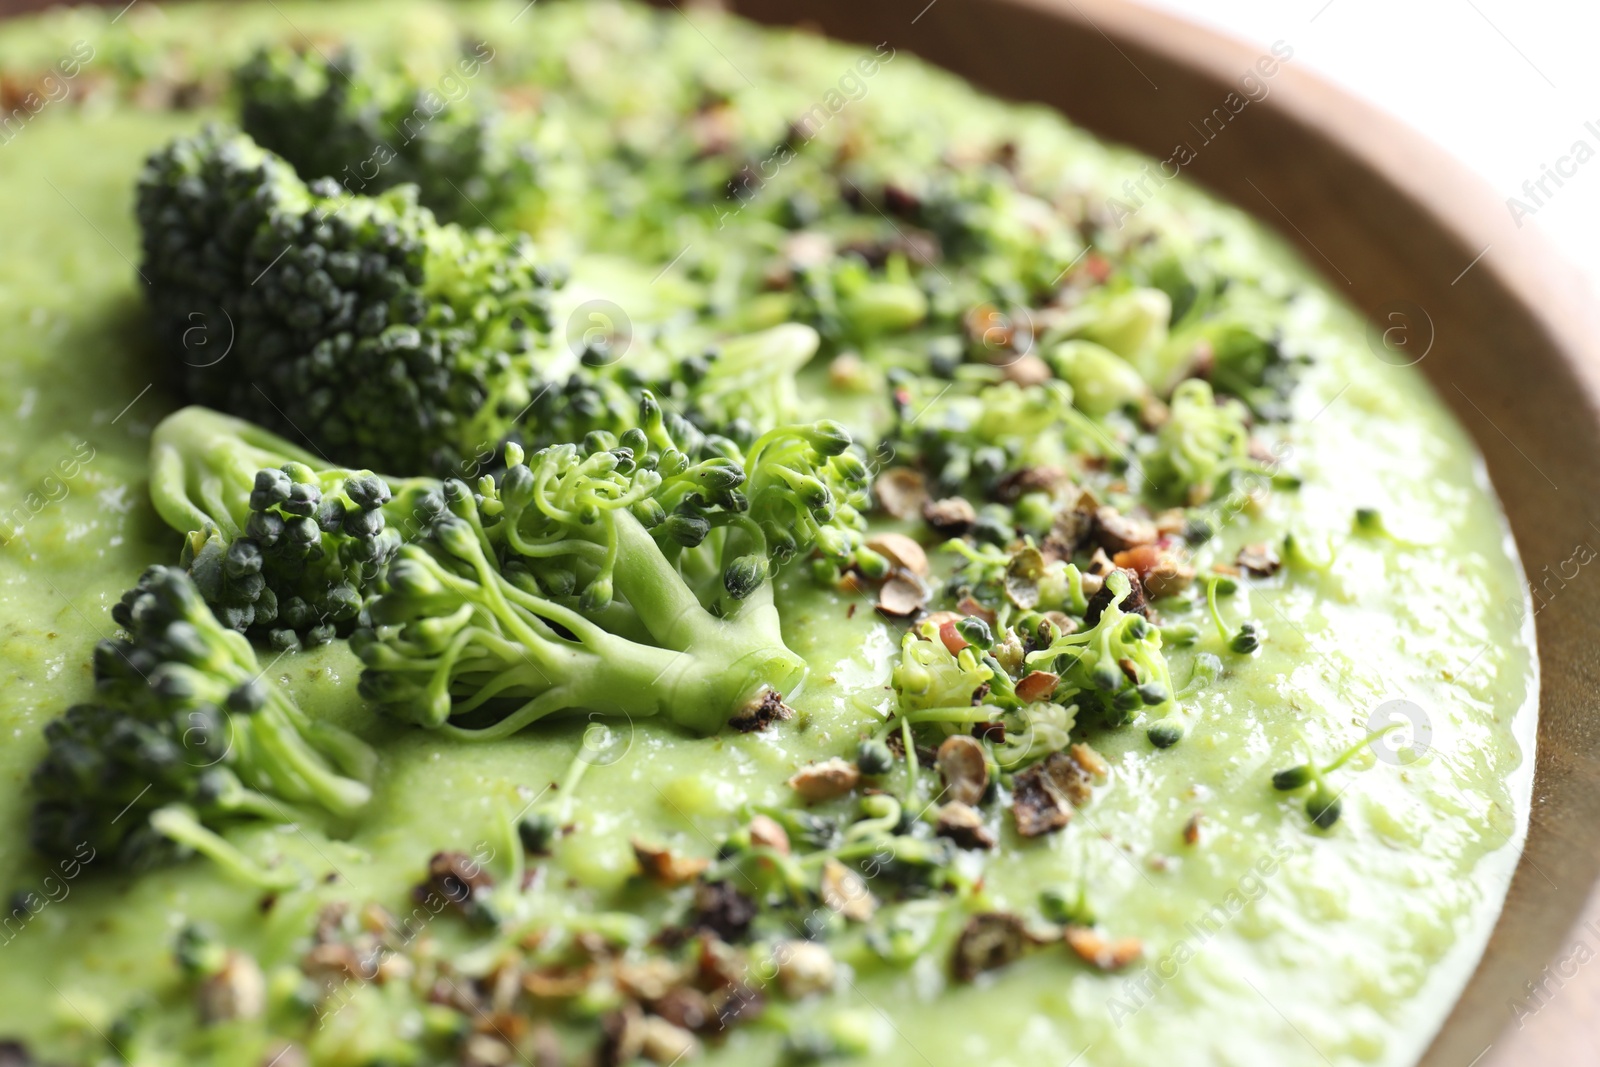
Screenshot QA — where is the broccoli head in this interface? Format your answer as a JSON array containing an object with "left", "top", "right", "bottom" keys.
[
  {"left": 235, "top": 43, "right": 535, "bottom": 224},
  {"left": 1140, "top": 378, "right": 1258, "bottom": 506},
  {"left": 136, "top": 126, "right": 561, "bottom": 475},
  {"left": 352, "top": 392, "right": 871, "bottom": 737},
  {"left": 30, "top": 567, "right": 375, "bottom": 881},
  {"left": 149, "top": 405, "right": 443, "bottom": 650},
  {"left": 885, "top": 370, "right": 1097, "bottom": 495}
]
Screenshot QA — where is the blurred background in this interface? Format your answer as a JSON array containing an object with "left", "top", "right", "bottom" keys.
[{"left": 1140, "top": 0, "right": 1600, "bottom": 297}]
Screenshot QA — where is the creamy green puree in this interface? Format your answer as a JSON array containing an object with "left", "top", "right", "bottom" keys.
[{"left": 0, "top": 3, "right": 1535, "bottom": 1066}]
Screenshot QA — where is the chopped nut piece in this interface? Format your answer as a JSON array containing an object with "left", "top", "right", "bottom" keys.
[
  {"left": 784, "top": 231, "right": 834, "bottom": 269},
  {"left": 640, "top": 1016, "right": 701, "bottom": 1064},
  {"left": 876, "top": 575, "right": 927, "bottom": 617},
  {"left": 1070, "top": 742, "right": 1110, "bottom": 779},
  {"left": 937, "top": 618, "right": 969, "bottom": 655},
  {"left": 1139, "top": 394, "right": 1171, "bottom": 429},
  {"left": 1084, "top": 566, "right": 1149, "bottom": 625},
  {"left": 1014, "top": 670, "right": 1059, "bottom": 703},
  {"left": 598, "top": 1003, "right": 646, "bottom": 1067},
  {"left": 616, "top": 959, "right": 685, "bottom": 1002},
  {"left": 709, "top": 981, "right": 768, "bottom": 1027},
  {"left": 936, "top": 735, "right": 990, "bottom": 805},
  {"left": 633, "top": 840, "right": 711, "bottom": 887},
  {"left": 936, "top": 801, "right": 997, "bottom": 850},
  {"left": 1042, "top": 498, "right": 1098, "bottom": 561},
  {"left": 773, "top": 940, "right": 837, "bottom": 997},
  {"left": 1093, "top": 506, "right": 1158, "bottom": 553},
  {"left": 523, "top": 964, "right": 593, "bottom": 999},
  {"left": 1011, "top": 759, "right": 1073, "bottom": 838},
  {"left": 1084, "top": 547, "right": 1115, "bottom": 577},
  {"left": 788, "top": 758, "right": 860, "bottom": 802},
  {"left": 651, "top": 986, "right": 715, "bottom": 1033},
  {"left": 302, "top": 942, "right": 364, "bottom": 985},
  {"left": 1112, "top": 544, "right": 1195, "bottom": 598},
  {"left": 416, "top": 851, "right": 494, "bottom": 916},
  {"left": 729, "top": 689, "right": 795, "bottom": 732},
  {"left": 1003, "top": 544, "right": 1047, "bottom": 608},
  {"left": 866, "top": 532, "right": 930, "bottom": 577},
  {"left": 820, "top": 858, "right": 877, "bottom": 922},
  {"left": 952, "top": 912, "right": 1031, "bottom": 981},
  {"left": 1064, "top": 925, "right": 1143, "bottom": 971},
  {"left": 828, "top": 352, "right": 870, "bottom": 392},
  {"left": 1154, "top": 508, "right": 1189, "bottom": 536},
  {"left": 996, "top": 465, "right": 1070, "bottom": 503},
  {"left": 956, "top": 596, "right": 998, "bottom": 628},
  {"left": 922, "top": 495, "right": 977, "bottom": 535},
  {"left": 691, "top": 882, "right": 758, "bottom": 944},
  {"left": 1011, "top": 748, "right": 1106, "bottom": 837},
  {"left": 747, "top": 815, "right": 791, "bottom": 855},
  {"left": 874, "top": 467, "right": 928, "bottom": 520},
  {"left": 197, "top": 951, "right": 266, "bottom": 1024},
  {"left": 1236, "top": 542, "right": 1282, "bottom": 577},
  {"left": 1183, "top": 811, "right": 1204, "bottom": 846},
  {"left": 1001, "top": 353, "right": 1053, "bottom": 387}
]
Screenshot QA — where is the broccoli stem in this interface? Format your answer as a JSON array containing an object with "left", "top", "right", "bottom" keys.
[
  {"left": 149, "top": 806, "right": 297, "bottom": 889},
  {"left": 383, "top": 509, "right": 806, "bottom": 738}
]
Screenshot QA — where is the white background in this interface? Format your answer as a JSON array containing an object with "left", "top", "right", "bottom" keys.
[{"left": 1135, "top": 0, "right": 1600, "bottom": 297}]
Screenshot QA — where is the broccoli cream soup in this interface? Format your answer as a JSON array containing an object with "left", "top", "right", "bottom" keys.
[{"left": 0, "top": 3, "right": 1534, "bottom": 1066}]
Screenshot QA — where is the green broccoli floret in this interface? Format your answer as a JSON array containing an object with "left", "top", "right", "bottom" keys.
[
  {"left": 940, "top": 540, "right": 1090, "bottom": 630},
  {"left": 1141, "top": 378, "right": 1260, "bottom": 506},
  {"left": 1026, "top": 570, "right": 1176, "bottom": 727},
  {"left": 148, "top": 406, "right": 443, "bottom": 650},
  {"left": 136, "top": 126, "right": 562, "bottom": 475},
  {"left": 351, "top": 393, "right": 871, "bottom": 737},
  {"left": 236, "top": 44, "right": 535, "bottom": 224},
  {"left": 883, "top": 618, "right": 1077, "bottom": 774},
  {"left": 660, "top": 323, "right": 818, "bottom": 442},
  {"left": 30, "top": 567, "right": 375, "bottom": 882},
  {"left": 885, "top": 371, "right": 1099, "bottom": 495}
]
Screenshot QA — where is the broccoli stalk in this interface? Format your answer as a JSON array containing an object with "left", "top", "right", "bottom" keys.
[
  {"left": 30, "top": 567, "right": 375, "bottom": 881},
  {"left": 353, "top": 394, "right": 870, "bottom": 737},
  {"left": 149, "top": 405, "right": 440, "bottom": 649},
  {"left": 136, "top": 126, "right": 562, "bottom": 475}
]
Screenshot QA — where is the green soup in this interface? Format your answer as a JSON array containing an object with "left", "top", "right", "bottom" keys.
[{"left": 0, "top": 3, "right": 1535, "bottom": 1066}]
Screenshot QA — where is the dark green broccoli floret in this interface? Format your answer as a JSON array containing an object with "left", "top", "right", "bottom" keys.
[
  {"left": 148, "top": 406, "right": 444, "bottom": 649},
  {"left": 30, "top": 567, "right": 375, "bottom": 882},
  {"left": 885, "top": 370, "right": 1098, "bottom": 496},
  {"left": 136, "top": 126, "right": 561, "bottom": 475},
  {"left": 351, "top": 392, "right": 871, "bottom": 737},
  {"left": 236, "top": 43, "right": 535, "bottom": 224}
]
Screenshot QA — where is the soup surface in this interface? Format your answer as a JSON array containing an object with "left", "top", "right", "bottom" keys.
[{"left": 0, "top": 3, "right": 1535, "bottom": 1066}]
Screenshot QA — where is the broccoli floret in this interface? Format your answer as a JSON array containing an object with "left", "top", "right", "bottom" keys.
[
  {"left": 940, "top": 540, "right": 1089, "bottom": 630},
  {"left": 1141, "top": 378, "right": 1259, "bottom": 506},
  {"left": 885, "top": 371, "right": 1099, "bottom": 495},
  {"left": 148, "top": 405, "right": 444, "bottom": 649},
  {"left": 30, "top": 567, "right": 375, "bottom": 881},
  {"left": 1026, "top": 570, "right": 1176, "bottom": 727},
  {"left": 351, "top": 393, "right": 871, "bottom": 736},
  {"left": 136, "top": 126, "right": 562, "bottom": 475},
  {"left": 884, "top": 618, "right": 1077, "bottom": 771},
  {"left": 236, "top": 44, "right": 535, "bottom": 224},
  {"left": 660, "top": 323, "right": 818, "bottom": 441}
]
